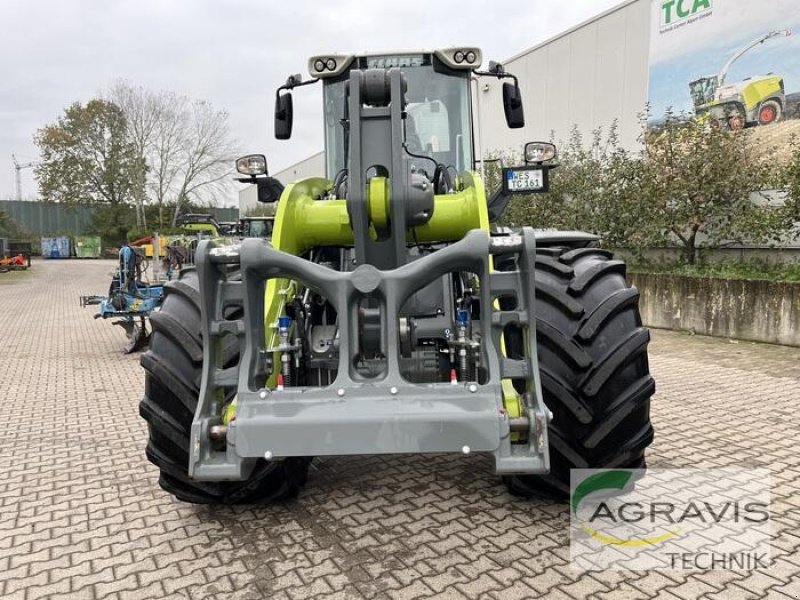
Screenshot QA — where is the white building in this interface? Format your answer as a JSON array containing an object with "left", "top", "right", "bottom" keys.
[{"left": 478, "top": 0, "right": 649, "bottom": 157}]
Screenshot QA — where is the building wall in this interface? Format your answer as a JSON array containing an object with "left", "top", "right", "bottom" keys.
[
  {"left": 478, "top": 0, "right": 649, "bottom": 157},
  {"left": 238, "top": 185, "right": 260, "bottom": 217},
  {"left": 273, "top": 151, "right": 326, "bottom": 184}
]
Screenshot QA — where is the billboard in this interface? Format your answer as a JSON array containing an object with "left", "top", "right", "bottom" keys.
[{"left": 648, "top": 0, "right": 800, "bottom": 129}]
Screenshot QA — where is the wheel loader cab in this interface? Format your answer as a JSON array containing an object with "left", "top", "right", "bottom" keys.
[{"left": 319, "top": 52, "right": 475, "bottom": 186}]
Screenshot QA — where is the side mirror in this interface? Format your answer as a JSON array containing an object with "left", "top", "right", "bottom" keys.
[
  {"left": 275, "top": 92, "right": 293, "bottom": 140},
  {"left": 502, "top": 82, "right": 524, "bottom": 129}
]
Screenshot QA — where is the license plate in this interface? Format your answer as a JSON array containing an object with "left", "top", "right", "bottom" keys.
[{"left": 506, "top": 168, "right": 544, "bottom": 192}]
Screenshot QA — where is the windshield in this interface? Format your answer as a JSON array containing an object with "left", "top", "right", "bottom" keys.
[
  {"left": 689, "top": 77, "right": 718, "bottom": 108},
  {"left": 243, "top": 219, "right": 273, "bottom": 238},
  {"left": 323, "top": 58, "right": 473, "bottom": 180}
]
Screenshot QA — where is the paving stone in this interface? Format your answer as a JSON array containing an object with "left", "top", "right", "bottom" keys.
[{"left": 0, "top": 259, "right": 798, "bottom": 599}]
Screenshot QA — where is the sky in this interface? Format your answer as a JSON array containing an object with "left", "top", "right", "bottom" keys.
[
  {"left": 648, "top": 0, "right": 800, "bottom": 118},
  {"left": 0, "top": 0, "right": 624, "bottom": 204}
]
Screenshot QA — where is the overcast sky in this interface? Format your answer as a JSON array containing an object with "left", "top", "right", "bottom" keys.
[{"left": 1, "top": 0, "right": 623, "bottom": 203}]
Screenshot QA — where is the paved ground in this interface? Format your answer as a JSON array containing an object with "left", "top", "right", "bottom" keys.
[{"left": 1, "top": 259, "right": 799, "bottom": 600}]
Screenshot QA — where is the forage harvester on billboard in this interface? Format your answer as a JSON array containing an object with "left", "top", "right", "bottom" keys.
[{"left": 648, "top": 0, "right": 800, "bottom": 130}]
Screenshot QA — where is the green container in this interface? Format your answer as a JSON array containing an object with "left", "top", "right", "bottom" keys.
[{"left": 74, "top": 236, "right": 102, "bottom": 259}]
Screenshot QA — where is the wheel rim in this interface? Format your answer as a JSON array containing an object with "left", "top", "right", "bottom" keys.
[{"left": 760, "top": 105, "right": 776, "bottom": 124}]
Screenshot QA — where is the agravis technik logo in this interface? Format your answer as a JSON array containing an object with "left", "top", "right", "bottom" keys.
[
  {"left": 571, "top": 470, "right": 681, "bottom": 547},
  {"left": 570, "top": 468, "right": 771, "bottom": 570}
]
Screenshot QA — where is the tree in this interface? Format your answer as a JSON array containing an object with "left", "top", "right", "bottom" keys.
[
  {"left": 34, "top": 100, "right": 138, "bottom": 206},
  {"left": 642, "top": 114, "right": 788, "bottom": 264},
  {"left": 109, "top": 82, "right": 161, "bottom": 230},
  {"left": 0, "top": 209, "right": 16, "bottom": 237},
  {"left": 780, "top": 136, "right": 800, "bottom": 220},
  {"left": 494, "top": 115, "right": 792, "bottom": 265},
  {"left": 109, "top": 82, "right": 236, "bottom": 229},
  {"left": 34, "top": 99, "right": 140, "bottom": 244},
  {"left": 169, "top": 100, "right": 237, "bottom": 227},
  {"left": 497, "top": 123, "right": 660, "bottom": 259}
]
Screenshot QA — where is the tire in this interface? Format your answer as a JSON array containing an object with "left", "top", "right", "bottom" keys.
[
  {"left": 505, "top": 247, "right": 655, "bottom": 499},
  {"left": 139, "top": 268, "right": 311, "bottom": 504},
  {"left": 728, "top": 111, "right": 745, "bottom": 130},
  {"left": 758, "top": 100, "right": 782, "bottom": 126}
]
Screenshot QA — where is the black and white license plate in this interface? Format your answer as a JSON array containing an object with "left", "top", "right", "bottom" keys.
[{"left": 503, "top": 166, "right": 548, "bottom": 193}]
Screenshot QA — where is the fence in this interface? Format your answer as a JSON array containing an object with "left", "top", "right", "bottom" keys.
[{"left": 0, "top": 200, "right": 239, "bottom": 236}]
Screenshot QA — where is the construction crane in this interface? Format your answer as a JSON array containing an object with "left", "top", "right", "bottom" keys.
[{"left": 11, "top": 154, "right": 39, "bottom": 201}]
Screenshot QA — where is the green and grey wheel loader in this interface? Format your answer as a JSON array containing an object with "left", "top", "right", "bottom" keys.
[{"left": 139, "top": 48, "right": 654, "bottom": 503}]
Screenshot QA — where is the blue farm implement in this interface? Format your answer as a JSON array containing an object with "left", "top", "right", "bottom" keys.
[{"left": 81, "top": 245, "right": 164, "bottom": 353}]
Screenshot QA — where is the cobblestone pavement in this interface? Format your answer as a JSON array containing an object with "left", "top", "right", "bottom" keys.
[{"left": 1, "top": 259, "right": 799, "bottom": 600}]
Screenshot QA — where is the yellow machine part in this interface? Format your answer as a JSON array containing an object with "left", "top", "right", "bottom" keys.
[
  {"left": 135, "top": 237, "right": 169, "bottom": 258},
  {"left": 740, "top": 76, "right": 782, "bottom": 111}
]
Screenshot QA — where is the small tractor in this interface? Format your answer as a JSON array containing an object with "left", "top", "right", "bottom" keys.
[
  {"left": 690, "top": 30, "right": 792, "bottom": 129},
  {"left": 139, "top": 48, "right": 655, "bottom": 503},
  {"left": 82, "top": 244, "right": 164, "bottom": 353},
  {"left": 0, "top": 254, "right": 28, "bottom": 272}
]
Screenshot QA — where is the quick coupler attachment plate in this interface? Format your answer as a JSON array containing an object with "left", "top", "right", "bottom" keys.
[{"left": 188, "top": 229, "right": 550, "bottom": 480}]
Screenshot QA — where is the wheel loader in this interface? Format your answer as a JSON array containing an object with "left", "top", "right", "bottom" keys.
[{"left": 139, "top": 48, "right": 655, "bottom": 503}]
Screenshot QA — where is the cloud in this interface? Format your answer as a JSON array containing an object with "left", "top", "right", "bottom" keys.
[{"left": 0, "top": 0, "right": 621, "bottom": 199}]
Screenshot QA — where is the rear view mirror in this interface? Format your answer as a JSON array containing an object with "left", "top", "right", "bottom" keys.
[
  {"left": 275, "top": 92, "right": 293, "bottom": 140},
  {"left": 502, "top": 82, "right": 524, "bottom": 129}
]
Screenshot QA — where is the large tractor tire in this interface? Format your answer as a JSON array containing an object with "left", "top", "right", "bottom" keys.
[
  {"left": 506, "top": 247, "right": 655, "bottom": 499},
  {"left": 139, "top": 268, "right": 310, "bottom": 504},
  {"left": 758, "top": 100, "right": 782, "bottom": 126}
]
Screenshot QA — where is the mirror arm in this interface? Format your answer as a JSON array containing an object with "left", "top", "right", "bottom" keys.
[
  {"left": 473, "top": 70, "right": 519, "bottom": 88},
  {"left": 278, "top": 76, "right": 320, "bottom": 94}
]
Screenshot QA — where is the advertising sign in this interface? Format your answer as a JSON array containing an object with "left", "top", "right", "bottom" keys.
[{"left": 648, "top": 0, "right": 800, "bottom": 130}]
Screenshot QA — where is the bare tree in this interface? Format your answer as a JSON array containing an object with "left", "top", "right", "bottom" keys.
[
  {"left": 170, "top": 101, "right": 237, "bottom": 227},
  {"left": 149, "top": 94, "right": 186, "bottom": 229},
  {"left": 110, "top": 82, "right": 158, "bottom": 230},
  {"left": 108, "top": 82, "right": 236, "bottom": 230}
]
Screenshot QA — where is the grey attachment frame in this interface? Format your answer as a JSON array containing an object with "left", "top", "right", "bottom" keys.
[{"left": 189, "top": 231, "right": 551, "bottom": 482}]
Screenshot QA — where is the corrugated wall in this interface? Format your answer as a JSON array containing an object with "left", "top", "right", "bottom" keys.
[
  {"left": 0, "top": 200, "right": 94, "bottom": 235},
  {"left": 478, "top": 0, "right": 650, "bottom": 157},
  {"left": 0, "top": 200, "right": 238, "bottom": 236}
]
